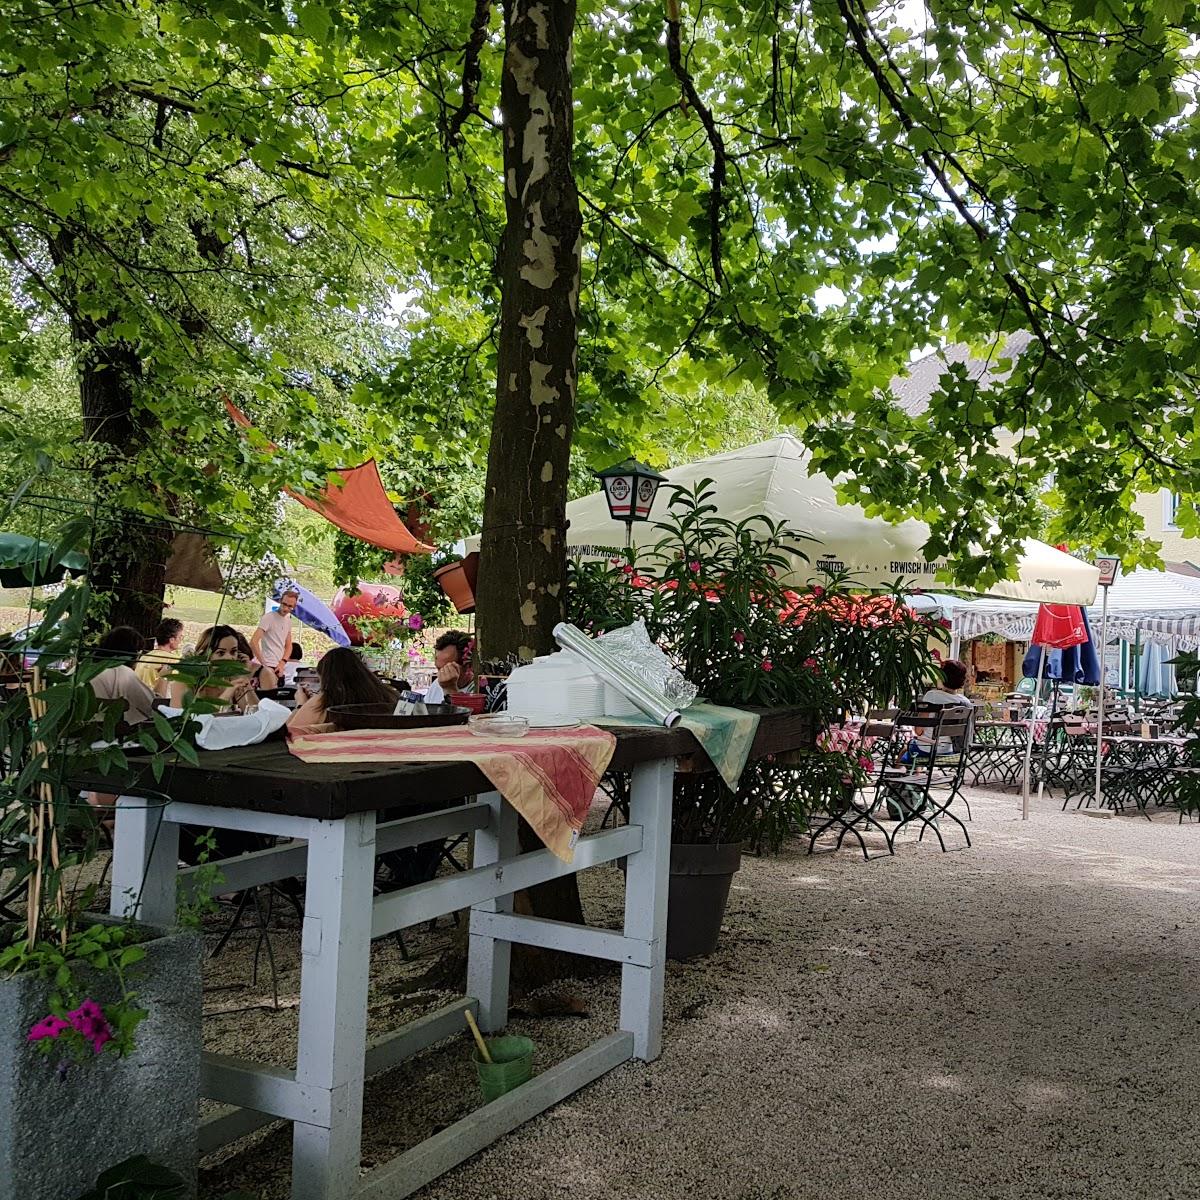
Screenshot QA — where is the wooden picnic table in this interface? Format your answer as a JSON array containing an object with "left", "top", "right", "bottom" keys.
[{"left": 95, "top": 708, "right": 813, "bottom": 1200}]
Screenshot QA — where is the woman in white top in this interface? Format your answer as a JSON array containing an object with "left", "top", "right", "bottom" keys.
[{"left": 90, "top": 626, "right": 156, "bottom": 726}]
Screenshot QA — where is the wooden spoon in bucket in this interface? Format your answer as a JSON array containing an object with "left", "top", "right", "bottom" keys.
[{"left": 464, "top": 1010, "right": 493, "bottom": 1064}]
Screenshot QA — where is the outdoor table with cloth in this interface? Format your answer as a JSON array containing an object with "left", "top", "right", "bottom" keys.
[{"left": 95, "top": 709, "right": 811, "bottom": 1200}]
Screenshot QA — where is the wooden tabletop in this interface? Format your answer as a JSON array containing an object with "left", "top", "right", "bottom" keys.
[{"left": 80, "top": 706, "right": 817, "bottom": 820}]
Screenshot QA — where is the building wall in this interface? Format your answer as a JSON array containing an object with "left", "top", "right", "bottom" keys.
[{"left": 1131, "top": 489, "right": 1197, "bottom": 564}]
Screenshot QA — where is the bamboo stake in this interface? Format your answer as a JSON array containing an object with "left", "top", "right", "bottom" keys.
[
  {"left": 464, "top": 1010, "right": 493, "bottom": 1063},
  {"left": 23, "top": 666, "right": 66, "bottom": 947}
]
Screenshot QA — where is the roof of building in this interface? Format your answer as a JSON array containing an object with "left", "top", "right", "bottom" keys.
[{"left": 889, "top": 330, "right": 1035, "bottom": 416}]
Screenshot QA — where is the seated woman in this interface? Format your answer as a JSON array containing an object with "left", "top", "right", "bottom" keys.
[
  {"left": 168, "top": 624, "right": 260, "bottom": 712},
  {"left": 288, "top": 647, "right": 399, "bottom": 732},
  {"left": 87, "top": 626, "right": 157, "bottom": 817},
  {"left": 90, "top": 626, "right": 156, "bottom": 727}
]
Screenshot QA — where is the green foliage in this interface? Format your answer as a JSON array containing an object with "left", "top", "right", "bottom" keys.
[
  {"left": 176, "top": 829, "right": 223, "bottom": 931},
  {"left": 567, "top": 482, "right": 943, "bottom": 845},
  {"left": 74, "top": 1156, "right": 188, "bottom": 1200},
  {"left": 5, "top": 0, "right": 1200, "bottom": 600}
]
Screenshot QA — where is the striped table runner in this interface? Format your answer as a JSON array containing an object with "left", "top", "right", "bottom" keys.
[{"left": 288, "top": 725, "right": 616, "bottom": 862}]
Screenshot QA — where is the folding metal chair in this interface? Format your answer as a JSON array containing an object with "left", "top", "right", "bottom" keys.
[{"left": 874, "top": 708, "right": 972, "bottom": 852}]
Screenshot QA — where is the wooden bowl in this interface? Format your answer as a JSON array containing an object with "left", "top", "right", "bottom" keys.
[{"left": 325, "top": 702, "right": 471, "bottom": 731}]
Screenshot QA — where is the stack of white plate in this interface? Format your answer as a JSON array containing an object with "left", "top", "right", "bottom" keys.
[
  {"left": 603, "top": 684, "right": 642, "bottom": 717},
  {"left": 505, "top": 651, "right": 605, "bottom": 725}
]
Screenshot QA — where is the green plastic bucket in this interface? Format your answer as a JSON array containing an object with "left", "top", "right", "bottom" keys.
[{"left": 474, "top": 1035, "right": 534, "bottom": 1102}]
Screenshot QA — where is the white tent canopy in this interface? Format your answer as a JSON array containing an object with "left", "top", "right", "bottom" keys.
[
  {"left": 499, "top": 436, "right": 1099, "bottom": 604},
  {"left": 941, "top": 568, "right": 1200, "bottom": 649}
]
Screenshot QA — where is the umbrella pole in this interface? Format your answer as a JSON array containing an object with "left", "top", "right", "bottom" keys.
[
  {"left": 1094, "top": 585, "right": 1110, "bottom": 810},
  {"left": 1036, "top": 679, "right": 1060, "bottom": 806},
  {"left": 1021, "top": 645, "right": 1047, "bottom": 820}
]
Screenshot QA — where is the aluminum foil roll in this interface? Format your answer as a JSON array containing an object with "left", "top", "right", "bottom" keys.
[{"left": 553, "top": 621, "right": 685, "bottom": 727}]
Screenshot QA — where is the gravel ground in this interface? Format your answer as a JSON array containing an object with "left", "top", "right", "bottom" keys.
[{"left": 198, "top": 788, "right": 1200, "bottom": 1200}]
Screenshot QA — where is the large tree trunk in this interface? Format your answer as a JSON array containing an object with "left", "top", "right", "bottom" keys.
[
  {"left": 49, "top": 237, "right": 172, "bottom": 638},
  {"left": 76, "top": 333, "right": 170, "bottom": 637},
  {"left": 476, "top": 0, "right": 582, "bottom": 665},
  {"left": 476, "top": 0, "right": 591, "bottom": 988}
]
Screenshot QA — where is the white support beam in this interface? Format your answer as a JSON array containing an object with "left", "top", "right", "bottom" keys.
[
  {"left": 470, "top": 910, "right": 653, "bottom": 967},
  {"left": 199, "top": 1000, "right": 480, "bottom": 1156},
  {"left": 160, "top": 800, "right": 317, "bottom": 841},
  {"left": 178, "top": 806, "right": 488, "bottom": 901},
  {"left": 354, "top": 1033, "right": 635, "bottom": 1200},
  {"left": 619, "top": 758, "right": 673, "bottom": 1062},
  {"left": 110, "top": 795, "right": 179, "bottom": 924},
  {"left": 202, "top": 1053, "right": 332, "bottom": 1126},
  {"left": 371, "top": 824, "right": 643, "bottom": 939},
  {"left": 364, "top": 998, "right": 478, "bottom": 1077},
  {"left": 199, "top": 1104, "right": 280, "bottom": 1155},
  {"left": 464, "top": 791, "right": 518, "bottom": 1033}
]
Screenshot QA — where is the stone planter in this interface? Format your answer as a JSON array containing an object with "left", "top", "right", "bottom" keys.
[{"left": 0, "top": 925, "right": 202, "bottom": 1200}]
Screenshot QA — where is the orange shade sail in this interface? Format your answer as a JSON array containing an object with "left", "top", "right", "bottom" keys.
[{"left": 225, "top": 399, "right": 432, "bottom": 555}]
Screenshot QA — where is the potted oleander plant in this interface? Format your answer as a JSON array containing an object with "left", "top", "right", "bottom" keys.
[
  {"left": 568, "top": 481, "right": 941, "bottom": 957},
  {"left": 0, "top": 575, "right": 210, "bottom": 1200}
]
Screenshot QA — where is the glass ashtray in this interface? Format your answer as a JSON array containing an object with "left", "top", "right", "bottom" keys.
[{"left": 467, "top": 713, "right": 530, "bottom": 739}]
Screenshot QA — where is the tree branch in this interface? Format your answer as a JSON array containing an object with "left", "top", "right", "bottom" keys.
[
  {"left": 665, "top": 0, "right": 728, "bottom": 288},
  {"left": 444, "top": 0, "right": 493, "bottom": 148}
]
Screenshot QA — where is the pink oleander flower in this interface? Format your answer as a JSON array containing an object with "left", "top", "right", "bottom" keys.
[
  {"left": 732, "top": 630, "right": 746, "bottom": 645},
  {"left": 803, "top": 656, "right": 819, "bottom": 670},
  {"left": 810, "top": 585, "right": 825, "bottom": 598},
  {"left": 761, "top": 659, "right": 773, "bottom": 672},
  {"left": 859, "top": 755, "right": 873, "bottom": 770},
  {"left": 621, "top": 564, "right": 635, "bottom": 576},
  {"left": 688, "top": 561, "right": 701, "bottom": 574},
  {"left": 407, "top": 613, "right": 424, "bottom": 631}
]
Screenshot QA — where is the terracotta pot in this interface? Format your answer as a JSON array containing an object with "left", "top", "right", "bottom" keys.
[{"left": 433, "top": 552, "right": 479, "bottom": 614}]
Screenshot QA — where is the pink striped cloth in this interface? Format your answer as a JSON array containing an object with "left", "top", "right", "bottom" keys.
[{"left": 288, "top": 725, "right": 616, "bottom": 862}]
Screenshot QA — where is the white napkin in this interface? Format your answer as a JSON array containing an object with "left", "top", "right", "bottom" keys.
[{"left": 158, "top": 697, "right": 292, "bottom": 751}]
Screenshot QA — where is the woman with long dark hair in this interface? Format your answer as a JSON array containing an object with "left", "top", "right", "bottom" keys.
[
  {"left": 288, "top": 647, "right": 398, "bottom": 731},
  {"left": 168, "top": 624, "right": 259, "bottom": 711}
]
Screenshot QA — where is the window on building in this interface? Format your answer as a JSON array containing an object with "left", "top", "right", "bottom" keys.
[{"left": 1163, "top": 491, "right": 1183, "bottom": 531}]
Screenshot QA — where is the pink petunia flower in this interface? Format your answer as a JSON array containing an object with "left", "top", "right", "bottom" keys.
[
  {"left": 67, "top": 999, "right": 114, "bottom": 1054},
  {"left": 27, "top": 1015, "right": 70, "bottom": 1043},
  {"left": 407, "top": 613, "right": 424, "bottom": 631},
  {"left": 761, "top": 659, "right": 773, "bottom": 672}
]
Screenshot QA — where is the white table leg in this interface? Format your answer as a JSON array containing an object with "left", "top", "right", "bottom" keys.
[
  {"left": 109, "top": 795, "right": 179, "bottom": 926},
  {"left": 291, "top": 812, "right": 377, "bottom": 1200},
  {"left": 466, "top": 791, "right": 518, "bottom": 1033},
  {"left": 619, "top": 758, "right": 673, "bottom": 1061}
]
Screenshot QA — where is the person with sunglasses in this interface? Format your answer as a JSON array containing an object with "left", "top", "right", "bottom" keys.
[{"left": 251, "top": 588, "right": 298, "bottom": 689}]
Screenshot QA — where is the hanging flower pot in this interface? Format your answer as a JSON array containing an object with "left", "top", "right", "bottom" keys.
[{"left": 433, "top": 552, "right": 479, "bottom": 614}]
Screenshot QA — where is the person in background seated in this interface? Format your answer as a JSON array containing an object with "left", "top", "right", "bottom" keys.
[
  {"left": 902, "top": 658, "right": 974, "bottom": 762},
  {"left": 134, "top": 618, "right": 184, "bottom": 696},
  {"left": 424, "top": 631, "right": 474, "bottom": 704},
  {"left": 88, "top": 626, "right": 157, "bottom": 816},
  {"left": 251, "top": 589, "right": 297, "bottom": 690},
  {"left": 289, "top": 647, "right": 399, "bottom": 732},
  {"left": 169, "top": 625, "right": 259, "bottom": 711},
  {"left": 282, "top": 642, "right": 304, "bottom": 686},
  {"left": 90, "top": 626, "right": 156, "bottom": 726}
]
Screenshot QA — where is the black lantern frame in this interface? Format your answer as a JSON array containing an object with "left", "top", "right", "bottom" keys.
[{"left": 594, "top": 458, "right": 668, "bottom": 548}]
